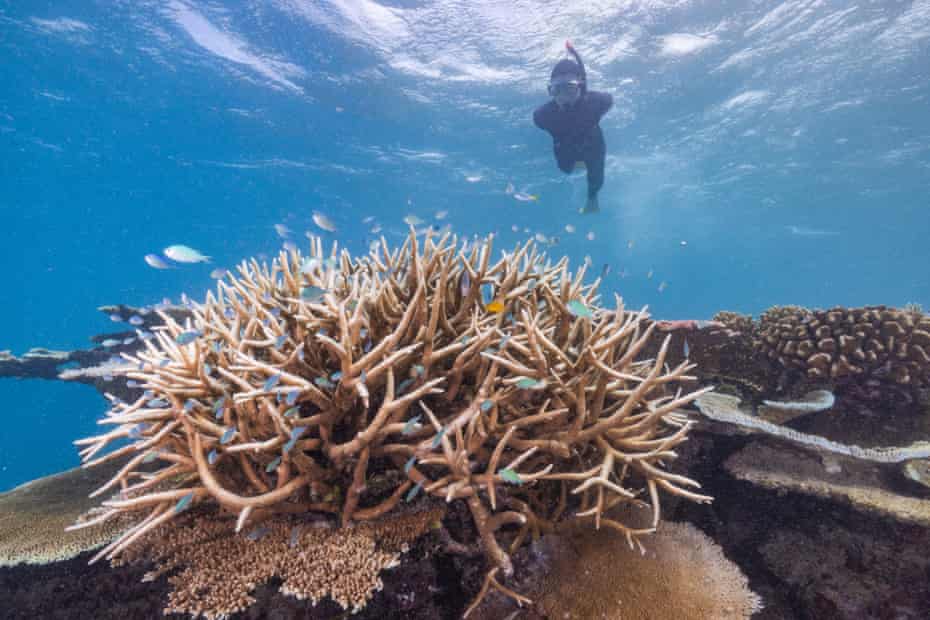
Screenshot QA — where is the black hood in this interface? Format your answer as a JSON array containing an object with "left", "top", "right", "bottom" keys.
[{"left": 550, "top": 59, "right": 586, "bottom": 94}]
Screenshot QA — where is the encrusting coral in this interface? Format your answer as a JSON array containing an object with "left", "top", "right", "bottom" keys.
[
  {"left": 71, "top": 230, "right": 711, "bottom": 617},
  {"left": 110, "top": 505, "right": 444, "bottom": 618},
  {"left": 535, "top": 519, "right": 762, "bottom": 619}
]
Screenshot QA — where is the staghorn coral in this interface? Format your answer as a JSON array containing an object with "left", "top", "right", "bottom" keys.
[
  {"left": 534, "top": 519, "right": 762, "bottom": 619},
  {"left": 72, "top": 230, "right": 710, "bottom": 616}
]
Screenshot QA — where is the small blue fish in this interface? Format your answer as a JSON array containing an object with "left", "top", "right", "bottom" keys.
[
  {"left": 223, "top": 308, "right": 236, "bottom": 319},
  {"left": 314, "top": 376, "right": 333, "bottom": 389},
  {"left": 431, "top": 427, "right": 446, "bottom": 448},
  {"left": 142, "top": 449, "right": 161, "bottom": 464},
  {"left": 405, "top": 481, "right": 423, "bottom": 502},
  {"left": 265, "top": 456, "right": 282, "bottom": 473},
  {"left": 213, "top": 396, "right": 226, "bottom": 416},
  {"left": 412, "top": 364, "right": 425, "bottom": 377},
  {"left": 139, "top": 331, "right": 154, "bottom": 341},
  {"left": 127, "top": 424, "right": 145, "bottom": 439},
  {"left": 683, "top": 340, "right": 690, "bottom": 358},
  {"left": 516, "top": 377, "right": 543, "bottom": 390},
  {"left": 101, "top": 339, "right": 120, "bottom": 348},
  {"left": 203, "top": 363, "right": 212, "bottom": 376},
  {"left": 263, "top": 374, "right": 281, "bottom": 392},
  {"left": 128, "top": 315, "right": 143, "bottom": 326},
  {"left": 246, "top": 526, "right": 271, "bottom": 541},
  {"left": 184, "top": 399, "right": 196, "bottom": 412},
  {"left": 289, "top": 526, "right": 302, "bottom": 548},
  {"left": 402, "top": 415, "right": 421, "bottom": 436},
  {"left": 174, "top": 492, "right": 195, "bottom": 513},
  {"left": 566, "top": 300, "right": 593, "bottom": 319},
  {"left": 284, "top": 426, "right": 306, "bottom": 452},
  {"left": 148, "top": 398, "right": 169, "bottom": 408},
  {"left": 270, "top": 308, "right": 281, "bottom": 318},
  {"left": 359, "top": 370, "right": 367, "bottom": 384},
  {"left": 122, "top": 337, "right": 135, "bottom": 346},
  {"left": 143, "top": 390, "right": 155, "bottom": 400},
  {"left": 286, "top": 390, "right": 300, "bottom": 406},
  {"left": 109, "top": 313, "right": 123, "bottom": 322},
  {"left": 301, "top": 286, "right": 326, "bottom": 302},
  {"left": 144, "top": 253, "right": 173, "bottom": 270},
  {"left": 330, "top": 371, "right": 342, "bottom": 382},
  {"left": 284, "top": 406, "right": 299, "bottom": 418},
  {"left": 404, "top": 455, "right": 416, "bottom": 474},
  {"left": 359, "top": 328, "right": 368, "bottom": 339},
  {"left": 397, "top": 378, "right": 413, "bottom": 395},
  {"left": 158, "top": 359, "right": 170, "bottom": 368},
  {"left": 499, "top": 468, "right": 523, "bottom": 485},
  {"left": 275, "top": 335, "right": 287, "bottom": 349},
  {"left": 208, "top": 449, "right": 219, "bottom": 465},
  {"left": 127, "top": 380, "right": 140, "bottom": 388},
  {"left": 480, "top": 400, "right": 493, "bottom": 412},
  {"left": 175, "top": 330, "right": 202, "bottom": 345},
  {"left": 220, "top": 426, "right": 236, "bottom": 444}
]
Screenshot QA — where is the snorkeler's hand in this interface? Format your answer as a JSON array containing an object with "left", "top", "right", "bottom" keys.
[{"left": 565, "top": 40, "right": 575, "bottom": 52}]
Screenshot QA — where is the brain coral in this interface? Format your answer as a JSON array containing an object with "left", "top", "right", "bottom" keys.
[
  {"left": 73, "top": 231, "right": 710, "bottom": 616},
  {"left": 757, "top": 305, "right": 930, "bottom": 385}
]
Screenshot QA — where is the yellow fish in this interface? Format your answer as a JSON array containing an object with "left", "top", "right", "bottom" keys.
[{"left": 485, "top": 299, "right": 505, "bottom": 313}]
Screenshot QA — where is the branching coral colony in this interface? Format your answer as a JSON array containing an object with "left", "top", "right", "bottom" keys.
[{"left": 71, "top": 231, "right": 713, "bottom": 618}]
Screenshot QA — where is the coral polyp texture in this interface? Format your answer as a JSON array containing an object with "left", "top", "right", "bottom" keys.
[
  {"left": 73, "top": 231, "right": 710, "bottom": 617},
  {"left": 754, "top": 305, "right": 930, "bottom": 384}
]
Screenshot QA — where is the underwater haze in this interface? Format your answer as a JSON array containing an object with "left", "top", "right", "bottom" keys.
[{"left": 1, "top": 0, "right": 929, "bottom": 489}]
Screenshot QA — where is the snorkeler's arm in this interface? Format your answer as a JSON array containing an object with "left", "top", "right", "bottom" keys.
[
  {"left": 533, "top": 104, "right": 552, "bottom": 132},
  {"left": 593, "top": 91, "right": 613, "bottom": 118},
  {"left": 565, "top": 40, "right": 587, "bottom": 85}
]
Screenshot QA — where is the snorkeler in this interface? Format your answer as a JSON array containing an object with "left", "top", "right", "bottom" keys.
[{"left": 533, "top": 41, "right": 613, "bottom": 214}]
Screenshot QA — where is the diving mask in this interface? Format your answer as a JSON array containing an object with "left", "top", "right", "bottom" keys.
[{"left": 548, "top": 77, "right": 582, "bottom": 106}]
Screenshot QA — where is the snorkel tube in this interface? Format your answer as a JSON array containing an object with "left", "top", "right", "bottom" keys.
[{"left": 564, "top": 40, "right": 587, "bottom": 95}]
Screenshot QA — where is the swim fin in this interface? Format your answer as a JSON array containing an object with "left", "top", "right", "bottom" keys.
[{"left": 579, "top": 196, "right": 600, "bottom": 214}]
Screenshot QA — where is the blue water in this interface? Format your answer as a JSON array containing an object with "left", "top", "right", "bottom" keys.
[{"left": 1, "top": 1, "right": 928, "bottom": 490}]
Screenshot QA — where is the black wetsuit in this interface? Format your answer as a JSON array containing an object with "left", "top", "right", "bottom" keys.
[{"left": 533, "top": 91, "right": 613, "bottom": 199}]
